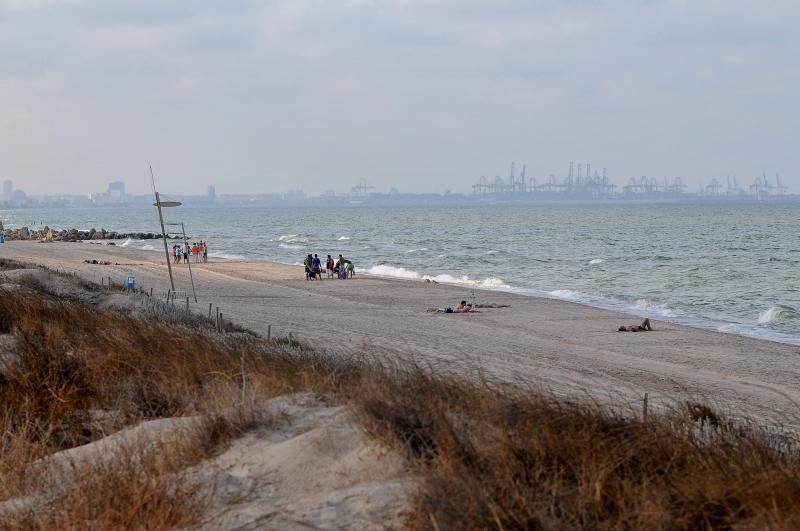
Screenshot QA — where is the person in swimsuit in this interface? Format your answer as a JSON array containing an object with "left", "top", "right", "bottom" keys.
[
  {"left": 618, "top": 319, "right": 653, "bottom": 332},
  {"left": 428, "top": 301, "right": 475, "bottom": 313}
]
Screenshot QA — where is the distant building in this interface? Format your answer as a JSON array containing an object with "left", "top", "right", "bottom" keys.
[
  {"left": 107, "top": 181, "right": 125, "bottom": 201},
  {"left": 207, "top": 185, "right": 216, "bottom": 200}
]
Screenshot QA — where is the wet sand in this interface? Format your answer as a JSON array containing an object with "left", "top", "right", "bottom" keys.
[{"left": 3, "top": 240, "right": 799, "bottom": 425}]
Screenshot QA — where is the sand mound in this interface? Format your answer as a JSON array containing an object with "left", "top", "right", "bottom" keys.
[
  {"left": 0, "top": 394, "right": 410, "bottom": 529},
  {"left": 198, "top": 393, "right": 410, "bottom": 529}
]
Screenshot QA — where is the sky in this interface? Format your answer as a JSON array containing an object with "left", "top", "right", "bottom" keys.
[{"left": 0, "top": 0, "right": 798, "bottom": 196}]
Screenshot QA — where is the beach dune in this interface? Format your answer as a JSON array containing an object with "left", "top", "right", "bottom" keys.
[{"left": 2, "top": 240, "right": 798, "bottom": 426}]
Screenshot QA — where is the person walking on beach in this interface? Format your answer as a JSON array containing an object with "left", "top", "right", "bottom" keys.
[
  {"left": 183, "top": 243, "right": 189, "bottom": 264},
  {"left": 203, "top": 242, "right": 208, "bottom": 263},
  {"left": 176, "top": 245, "right": 182, "bottom": 264}
]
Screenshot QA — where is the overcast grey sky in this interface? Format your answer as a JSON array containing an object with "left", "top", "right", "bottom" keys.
[{"left": 1, "top": 0, "right": 797, "bottom": 196}]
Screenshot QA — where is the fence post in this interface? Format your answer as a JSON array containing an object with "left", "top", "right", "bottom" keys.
[
  {"left": 208, "top": 302, "right": 212, "bottom": 319},
  {"left": 149, "top": 288, "right": 153, "bottom": 298},
  {"left": 643, "top": 392, "right": 649, "bottom": 422},
  {"left": 185, "top": 297, "right": 189, "bottom": 313},
  {"left": 267, "top": 325, "right": 271, "bottom": 341},
  {"left": 219, "top": 313, "right": 223, "bottom": 333}
]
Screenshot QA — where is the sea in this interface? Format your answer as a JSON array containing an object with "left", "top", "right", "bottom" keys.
[{"left": 2, "top": 203, "right": 799, "bottom": 345}]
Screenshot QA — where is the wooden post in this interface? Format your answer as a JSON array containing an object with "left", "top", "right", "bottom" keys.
[
  {"left": 149, "top": 287, "right": 153, "bottom": 297},
  {"left": 267, "top": 325, "right": 271, "bottom": 341},
  {"left": 219, "top": 313, "right": 223, "bottom": 333},
  {"left": 289, "top": 332, "right": 293, "bottom": 344},
  {"left": 208, "top": 302, "right": 212, "bottom": 319},
  {"left": 215, "top": 307, "right": 220, "bottom": 331},
  {"left": 241, "top": 354, "right": 246, "bottom": 404},
  {"left": 166, "top": 289, "right": 170, "bottom": 302},
  {"left": 101, "top": 277, "right": 105, "bottom": 288},
  {"left": 643, "top": 393, "right": 649, "bottom": 422},
  {"left": 185, "top": 297, "right": 189, "bottom": 313}
]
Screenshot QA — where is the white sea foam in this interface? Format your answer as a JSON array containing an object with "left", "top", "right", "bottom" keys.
[
  {"left": 120, "top": 238, "right": 133, "bottom": 247},
  {"left": 547, "top": 289, "right": 584, "bottom": 301},
  {"left": 277, "top": 234, "right": 298, "bottom": 241},
  {"left": 337, "top": 236, "right": 351, "bottom": 241},
  {"left": 405, "top": 247, "right": 428, "bottom": 254},
  {"left": 423, "top": 274, "right": 510, "bottom": 289},
  {"left": 485, "top": 250, "right": 499, "bottom": 255},
  {"left": 209, "top": 252, "right": 246, "bottom": 261},
  {"left": 588, "top": 258, "right": 604, "bottom": 265},
  {"left": 140, "top": 244, "right": 155, "bottom": 251},
  {"left": 364, "top": 264, "right": 421, "bottom": 279},
  {"left": 363, "top": 265, "right": 509, "bottom": 289},
  {"left": 632, "top": 298, "right": 676, "bottom": 318},
  {"left": 758, "top": 304, "right": 798, "bottom": 324},
  {"left": 279, "top": 243, "right": 304, "bottom": 250}
]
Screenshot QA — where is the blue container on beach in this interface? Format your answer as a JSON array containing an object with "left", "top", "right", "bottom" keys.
[{"left": 125, "top": 276, "right": 136, "bottom": 289}]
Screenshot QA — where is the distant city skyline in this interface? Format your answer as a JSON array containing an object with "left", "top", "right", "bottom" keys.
[{"left": 1, "top": 1, "right": 797, "bottom": 196}]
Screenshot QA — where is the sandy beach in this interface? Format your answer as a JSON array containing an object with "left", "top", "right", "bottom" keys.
[{"left": 2, "top": 240, "right": 798, "bottom": 425}]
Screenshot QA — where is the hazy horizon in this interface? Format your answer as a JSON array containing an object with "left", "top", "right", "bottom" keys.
[{"left": 1, "top": 1, "right": 797, "bottom": 196}]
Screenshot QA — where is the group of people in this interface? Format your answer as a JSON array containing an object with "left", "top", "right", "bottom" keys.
[
  {"left": 304, "top": 254, "right": 355, "bottom": 280},
  {"left": 171, "top": 241, "right": 208, "bottom": 264}
]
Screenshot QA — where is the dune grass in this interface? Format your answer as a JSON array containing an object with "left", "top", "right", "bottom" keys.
[{"left": 0, "top": 265, "right": 799, "bottom": 529}]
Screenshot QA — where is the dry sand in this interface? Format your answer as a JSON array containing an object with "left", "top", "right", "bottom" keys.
[{"left": 3, "top": 240, "right": 799, "bottom": 425}]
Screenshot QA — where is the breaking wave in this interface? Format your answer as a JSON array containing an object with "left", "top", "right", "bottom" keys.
[
  {"left": 209, "top": 252, "right": 247, "bottom": 261},
  {"left": 364, "top": 264, "right": 421, "bottom": 279},
  {"left": 363, "top": 264, "right": 508, "bottom": 288},
  {"left": 758, "top": 304, "right": 799, "bottom": 325},
  {"left": 588, "top": 258, "right": 604, "bottom": 265}
]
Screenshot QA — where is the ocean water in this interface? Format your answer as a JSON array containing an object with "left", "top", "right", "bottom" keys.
[{"left": 2, "top": 203, "right": 800, "bottom": 345}]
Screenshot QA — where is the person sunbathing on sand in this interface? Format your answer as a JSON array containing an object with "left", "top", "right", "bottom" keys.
[
  {"left": 470, "top": 303, "right": 510, "bottom": 308},
  {"left": 428, "top": 301, "right": 475, "bottom": 314},
  {"left": 618, "top": 318, "right": 653, "bottom": 332}
]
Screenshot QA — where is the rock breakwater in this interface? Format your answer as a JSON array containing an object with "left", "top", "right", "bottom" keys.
[{"left": 1, "top": 225, "right": 167, "bottom": 242}]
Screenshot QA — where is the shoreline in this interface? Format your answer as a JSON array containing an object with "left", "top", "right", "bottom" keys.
[
  {"left": 2, "top": 240, "right": 800, "bottom": 425},
  {"left": 75, "top": 238, "right": 800, "bottom": 347}
]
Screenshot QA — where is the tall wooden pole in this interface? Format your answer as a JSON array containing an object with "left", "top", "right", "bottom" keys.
[{"left": 151, "top": 167, "right": 175, "bottom": 292}]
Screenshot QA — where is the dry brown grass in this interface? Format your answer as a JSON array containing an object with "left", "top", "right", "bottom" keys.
[
  {"left": 355, "top": 366, "right": 800, "bottom": 530},
  {"left": 2, "top": 265, "right": 800, "bottom": 529}
]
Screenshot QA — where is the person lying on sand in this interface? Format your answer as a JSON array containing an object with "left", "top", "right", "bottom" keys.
[
  {"left": 470, "top": 303, "right": 511, "bottom": 308},
  {"left": 428, "top": 301, "right": 475, "bottom": 314},
  {"left": 618, "top": 318, "right": 653, "bottom": 332}
]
